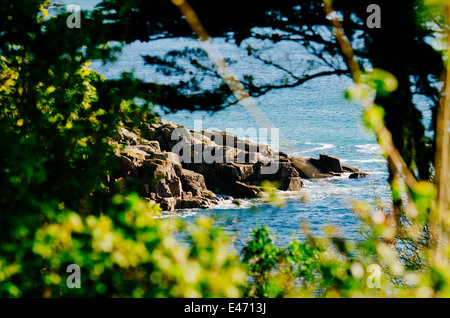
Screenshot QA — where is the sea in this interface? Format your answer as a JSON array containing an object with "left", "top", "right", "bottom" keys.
[{"left": 52, "top": 0, "right": 433, "bottom": 248}]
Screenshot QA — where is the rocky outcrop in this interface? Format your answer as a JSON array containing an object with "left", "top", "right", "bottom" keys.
[{"left": 111, "top": 119, "right": 368, "bottom": 211}]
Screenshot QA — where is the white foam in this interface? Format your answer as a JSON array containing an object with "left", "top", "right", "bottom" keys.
[
  {"left": 156, "top": 210, "right": 199, "bottom": 219},
  {"left": 355, "top": 144, "right": 380, "bottom": 154},
  {"left": 213, "top": 198, "right": 265, "bottom": 210},
  {"left": 156, "top": 197, "right": 264, "bottom": 216},
  {"left": 294, "top": 142, "right": 336, "bottom": 155}
]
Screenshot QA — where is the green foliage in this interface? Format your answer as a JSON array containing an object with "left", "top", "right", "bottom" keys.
[
  {"left": 242, "top": 226, "right": 283, "bottom": 297},
  {"left": 0, "top": 0, "right": 245, "bottom": 298},
  {"left": 0, "top": 193, "right": 245, "bottom": 297},
  {"left": 241, "top": 222, "right": 388, "bottom": 298}
]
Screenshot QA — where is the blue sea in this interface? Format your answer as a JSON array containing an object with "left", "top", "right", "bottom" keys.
[{"left": 62, "top": 0, "right": 405, "bottom": 247}]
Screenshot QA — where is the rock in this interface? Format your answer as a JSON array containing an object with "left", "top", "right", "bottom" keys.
[
  {"left": 124, "top": 146, "right": 152, "bottom": 161},
  {"left": 285, "top": 177, "right": 304, "bottom": 191},
  {"left": 308, "top": 158, "right": 331, "bottom": 174},
  {"left": 232, "top": 181, "right": 261, "bottom": 198},
  {"left": 120, "top": 127, "right": 141, "bottom": 145},
  {"left": 159, "top": 197, "right": 178, "bottom": 211},
  {"left": 151, "top": 152, "right": 167, "bottom": 161},
  {"left": 342, "top": 165, "right": 360, "bottom": 173},
  {"left": 232, "top": 163, "right": 255, "bottom": 181},
  {"left": 138, "top": 160, "right": 182, "bottom": 199},
  {"left": 176, "top": 198, "right": 213, "bottom": 209},
  {"left": 182, "top": 191, "right": 193, "bottom": 199},
  {"left": 141, "top": 123, "right": 158, "bottom": 140},
  {"left": 319, "top": 154, "right": 344, "bottom": 173},
  {"left": 151, "top": 151, "right": 180, "bottom": 164},
  {"left": 110, "top": 118, "right": 367, "bottom": 211},
  {"left": 111, "top": 130, "right": 124, "bottom": 142},
  {"left": 214, "top": 162, "right": 254, "bottom": 182},
  {"left": 155, "top": 135, "right": 170, "bottom": 152},
  {"left": 116, "top": 155, "right": 136, "bottom": 178},
  {"left": 349, "top": 172, "right": 369, "bottom": 179},
  {"left": 209, "top": 130, "right": 272, "bottom": 157},
  {"left": 253, "top": 161, "right": 303, "bottom": 190},
  {"left": 161, "top": 125, "right": 190, "bottom": 150},
  {"left": 134, "top": 144, "right": 159, "bottom": 154},
  {"left": 182, "top": 162, "right": 219, "bottom": 189},
  {"left": 275, "top": 162, "right": 300, "bottom": 179},
  {"left": 291, "top": 157, "right": 335, "bottom": 178},
  {"left": 180, "top": 169, "right": 209, "bottom": 197},
  {"left": 203, "top": 145, "right": 237, "bottom": 163},
  {"left": 167, "top": 178, "right": 183, "bottom": 198},
  {"left": 138, "top": 140, "right": 161, "bottom": 152}
]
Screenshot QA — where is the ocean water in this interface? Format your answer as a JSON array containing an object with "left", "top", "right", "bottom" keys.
[{"left": 68, "top": 0, "right": 393, "bottom": 246}]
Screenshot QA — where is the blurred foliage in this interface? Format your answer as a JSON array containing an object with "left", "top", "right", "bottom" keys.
[
  {"left": 0, "top": 0, "right": 244, "bottom": 297},
  {"left": 237, "top": 0, "right": 450, "bottom": 299}
]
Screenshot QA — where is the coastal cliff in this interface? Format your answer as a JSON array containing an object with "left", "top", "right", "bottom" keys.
[{"left": 111, "top": 119, "right": 368, "bottom": 211}]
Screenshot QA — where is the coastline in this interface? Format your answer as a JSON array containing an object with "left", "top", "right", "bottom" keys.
[{"left": 111, "top": 118, "right": 368, "bottom": 211}]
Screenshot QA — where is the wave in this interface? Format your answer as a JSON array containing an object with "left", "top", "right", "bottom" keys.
[
  {"left": 355, "top": 144, "right": 380, "bottom": 154},
  {"left": 212, "top": 198, "right": 262, "bottom": 210},
  {"left": 155, "top": 210, "right": 199, "bottom": 219},
  {"left": 293, "top": 142, "right": 336, "bottom": 155},
  {"left": 156, "top": 197, "right": 264, "bottom": 216}
]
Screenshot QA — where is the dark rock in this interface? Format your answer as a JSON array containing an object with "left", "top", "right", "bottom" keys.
[
  {"left": 214, "top": 162, "right": 254, "bottom": 182},
  {"left": 232, "top": 181, "right": 261, "bottom": 198},
  {"left": 319, "top": 154, "right": 344, "bottom": 173},
  {"left": 176, "top": 198, "right": 213, "bottom": 209},
  {"left": 155, "top": 135, "right": 170, "bottom": 152},
  {"left": 167, "top": 178, "right": 183, "bottom": 198},
  {"left": 182, "top": 162, "right": 219, "bottom": 189},
  {"left": 208, "top": 130, "right": 272, "bottom": 158},
  {"left": 141, "top": 123, "right": 157, "bottom": 140},
  {"left": 308, "top": 158, "right": 331, "bottom": 174},
  {"left": 349, "top": 172, "right": 369, "bottom": 179},
  {"left": 116, "top": 155, "right": 136, "bottom": 178},
  {"left": 290, "top": 157, "right": 334, "bottom": 179}
]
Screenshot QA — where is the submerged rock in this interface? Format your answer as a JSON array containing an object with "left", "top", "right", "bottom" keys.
[{"left": 349, "top": 172, "right": 370, "bottom": 179}]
